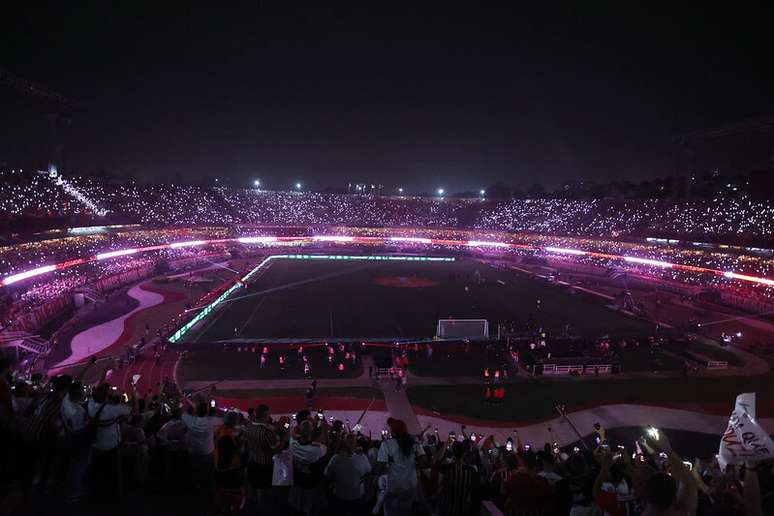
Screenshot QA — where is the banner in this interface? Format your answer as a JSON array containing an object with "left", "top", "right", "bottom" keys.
[{"left": 718, "top": 393, "right": 774, "bottom": 468}]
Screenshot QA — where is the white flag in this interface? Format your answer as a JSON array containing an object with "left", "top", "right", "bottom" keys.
[{"left": 718, "top": 393, "right": 774, "bottom": 469}]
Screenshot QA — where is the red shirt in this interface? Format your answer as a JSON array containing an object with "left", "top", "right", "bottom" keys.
[{"left": 504, "top": 471, "right": 552, "bottom": 512}]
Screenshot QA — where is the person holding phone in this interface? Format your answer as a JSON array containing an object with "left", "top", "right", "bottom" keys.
[
  {"left": 376, "top": 417, "right": 427, "bottom": 516},
  {"left": 182, "top": 400, "right": 223, "bottom": 491},
  {"left": 87, "top": 381, "right": 138, "bottom": 500}
]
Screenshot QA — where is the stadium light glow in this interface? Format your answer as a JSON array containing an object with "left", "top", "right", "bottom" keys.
[
  {"left": 96, "top": 248, "right": 138, "bottom": 260},
  {"left": 723, "top": 271, "right": 774, "bottom": 286},
  {"left": 390, "top": 236, "right": 432, "bottom": 244},
  {"left": 437, "top": 188, "right": 445, "bottom": 195},
  {"left": 7, "top": 228, "right": 774, "bottom": 292},
  {"left": 1, "top": 265, "right": 57, "bottom": 286},
  {"left": 467, "top": 240, "right": 510, "bottom": 248},
  {"left": 479, "top": 189, "right": 486, "bottom": 196},
  {"left": 545, "top": 247, "right": 587, "bottom": 256},
  {"left": 238, "top": 236, "right": 277, "bottom": 244},
  {"left": 312, "top": 236, "right": 354, "bottom": 242},
  {"left": 623, "top": 256, "right": 673, "bottom": 268},
  {"left": 295, "top": 182, "right": 302, "bottom": 190},
  {"left": 253, "top": 179, "right": 261, "bottom": 187},
  {"left": 169, "top": 240, "right": 207, "bottom": 249}
]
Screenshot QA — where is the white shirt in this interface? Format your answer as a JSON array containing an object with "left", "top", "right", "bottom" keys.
[
  {"left": 87, "top": 399, "right": 131, "bottom": 450},
  {"left": 377, "top": 438, "right": 425, "bottom": 494},
  {"left": 325, "top": 453, "right": 372, "bottom": 500},
  {"left": 290, "top": 438, "right": 327, "bottom": 465},
  {"left": 182, "top": 413, "right": 222, "bottom": 456},
  {"left": 61, "top": 397, "right": 87, "bottom": 432}
]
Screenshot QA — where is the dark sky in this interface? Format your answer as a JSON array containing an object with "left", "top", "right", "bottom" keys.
[{"left": 2, "top": 2, "right": 773, "bottom": 192}]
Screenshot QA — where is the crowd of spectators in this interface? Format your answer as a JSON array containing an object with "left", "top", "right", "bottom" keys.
[
  {"left": 0, "top": 357, "right": 770, "bottom": 515},
  {"left": 5, "top": 170, "right": 774, "bottom": 338},
  {"left": 5, "top": 170, "right": 774, "bottom": 244}
]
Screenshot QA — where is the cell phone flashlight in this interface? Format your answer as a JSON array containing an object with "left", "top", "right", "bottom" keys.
[
  {"left": 470, "top": 434, "right": 477, "bottom": 442},
  {"left": 506, "top": 440, "right": 513, "bottom": 452},
  {"left": 283, "top": 422, "right": 290, "bottom": 429},
  {"left": 111, "top": 386, "right": 118, "bottom": 391},
  {"left": 524, "top": 443, "right": 531, "bottom": 451},
  {"left": 573, "top": 446, "right": 580, "bottom": 453},
  {"left": 210, "top": 399, "right": 216, "bottom": 408},
  {"left": 646, "top": 426, "right": 660, "bottom": 441},
  {"left": 434, "top": 428, "right": 439, "bottom": 434}
]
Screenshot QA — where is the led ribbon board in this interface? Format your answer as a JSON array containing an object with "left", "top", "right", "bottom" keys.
[
  {"left": 3, "top": 233, "right": 774, "bottom": 289},
  {"left": 167, "top": 254, "right": 455, "bottom": 343}
]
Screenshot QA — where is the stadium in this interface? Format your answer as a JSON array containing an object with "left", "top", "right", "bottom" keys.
[
  {"left": 3, "top": 4, "right": 774, "bottom": 516},
  {"left": 3, "top": 175, "right": 774, "bottom": 513}
]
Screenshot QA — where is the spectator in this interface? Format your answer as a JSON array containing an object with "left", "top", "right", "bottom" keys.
[
  {"left": 503, "top": 450, "right": 553, "bottom": 515},
  {"left": 434, "top": 440, "right": 480, "bottom": 516},
  {"left": 324, "top": 434, "right": 372, "bottom": 515},
  {"left": 245, "top": 404, "right": 281, "bottom": 504},
  {"left": 60, "top": 380, "right": 88, "bottom": 502},
  {"left": 181, "top": 401, "right": 222, "bottom": 490},
  {"left": 156, "top": 406, "right": 188, "bottom": 487},
  {"left": 87, "top": 383, "right": 136, "bottom": 499},
  {"left": 289, "top": 419, "right": 328, "bottom": 516},
  {"left": 213, "top": 411, "right": 244, "bottom": 511},
  {"left": 377, "top": 417, "right": 427, "bottom": 516}
]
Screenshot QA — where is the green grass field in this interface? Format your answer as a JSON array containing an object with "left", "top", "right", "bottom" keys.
[
  {"left": 191, "top": 257, "right": 657, "bottom": 342},
  {"left": 407, "top": 372, "right": 774, "bottom": 422},
  {"left": 178, "top": 348, "right": 362, "bottom": 382}
]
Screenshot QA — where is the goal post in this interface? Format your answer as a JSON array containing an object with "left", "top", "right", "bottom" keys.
[{"left": 436, "top": 319, "right": 489, "bottom": 339}]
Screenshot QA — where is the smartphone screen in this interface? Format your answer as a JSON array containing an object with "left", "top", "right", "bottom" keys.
[{"left": 210, "top": 400, "right": 216, "bottom": 408}]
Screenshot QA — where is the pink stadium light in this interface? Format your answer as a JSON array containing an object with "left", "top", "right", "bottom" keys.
[
  {"left": 313, "top": 235, "right": 354, "bottom": 242},
  {"left": 96, "top": 248, "right": 138, "bottom": 260},
  {"left": 169, "top": 240, "right": 208, "bottom": 248},
  {"left": 466, "top": 240, "right": 510, "bottom": 248},
  {"left": 1, "top": 264, "right": 57, "bottom": 286},
  {"left": 238, "top": 236, "right": 277, "bottom": 244},
  {"left": 723, "top": 271, "right": 774, "bottom": 286},
  {"left": 389, "top": 236, "right": 432, "bottom": 244},
  {"left": 5, "top": 229, "right": 774, "bottom": 291},
  {"left": 623, "top": 256, "right": 673, "bottom": 268},
  {"left": 544, "top": 246, "right": 587, "bottom": 256}
]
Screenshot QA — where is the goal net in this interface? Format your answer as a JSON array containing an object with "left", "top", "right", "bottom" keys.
[{"left": 436, "top": 319, "right": 489, "bottom": 339}]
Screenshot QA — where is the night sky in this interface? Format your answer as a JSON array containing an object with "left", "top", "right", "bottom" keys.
[{"left": 2, "top": 3, "right": 773, "bottom": 192}]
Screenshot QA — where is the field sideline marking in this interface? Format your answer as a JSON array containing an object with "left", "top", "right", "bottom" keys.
[{"left": 168, "top": 254, "right": 455, "bottom": 343}]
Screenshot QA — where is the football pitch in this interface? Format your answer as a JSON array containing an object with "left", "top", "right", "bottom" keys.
[{"left": 186, "top": 256, "right": 657, "bottom": 342}]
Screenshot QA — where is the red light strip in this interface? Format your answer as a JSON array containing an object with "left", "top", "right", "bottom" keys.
[{"left": 2, "top": 234, "right": 774, "bottom": 289}]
